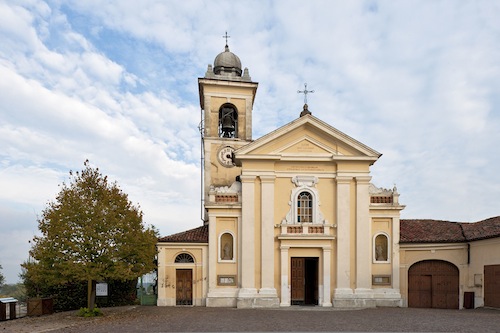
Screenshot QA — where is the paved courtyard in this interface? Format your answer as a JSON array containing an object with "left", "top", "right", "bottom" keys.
[{"left": 1, "top": 305, "right": 499, "bottom": 332}]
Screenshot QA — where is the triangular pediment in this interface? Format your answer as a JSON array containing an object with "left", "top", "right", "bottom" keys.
[{"left": 235, "top": 114, "right": 381, "bottom": 163}]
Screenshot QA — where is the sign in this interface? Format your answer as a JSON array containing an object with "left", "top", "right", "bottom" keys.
[
  {"left": 96, "top": 282, "right": 108, "bottom": 296},
  {"left": 217, "top": 275, "right": 236, "bottom": 286}
]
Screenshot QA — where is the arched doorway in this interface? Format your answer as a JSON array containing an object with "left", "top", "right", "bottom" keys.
[
  {"left": 175, "top": 253, "right": 194, "bottom": 305},
  {"left": 408, "top": 260, "right": 459, "bottom": 309}
]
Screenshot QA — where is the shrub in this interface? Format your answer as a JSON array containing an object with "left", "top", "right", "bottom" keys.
[{"left": 78, "top": 307, "right": 103, "bottom": 317}]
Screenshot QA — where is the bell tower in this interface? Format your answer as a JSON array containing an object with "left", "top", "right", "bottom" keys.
[{"left": 198, "top": 40, "right": 258, "bottom": 220}]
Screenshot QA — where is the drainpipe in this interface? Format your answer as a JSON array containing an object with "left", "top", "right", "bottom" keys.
[{"left": 467, "top": 243, "right": 470, "bottom": 265}]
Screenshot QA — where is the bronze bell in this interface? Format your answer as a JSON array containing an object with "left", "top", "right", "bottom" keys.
[{"left": 221, "top": 114, "right": 235, "bottom": 137}]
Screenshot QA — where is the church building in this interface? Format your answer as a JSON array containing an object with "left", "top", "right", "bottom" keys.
[{"left": 157, "top": 42, "right": 500, "bottom": 309}]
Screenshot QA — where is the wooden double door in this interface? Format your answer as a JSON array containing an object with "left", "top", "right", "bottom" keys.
[
  {"left": 291, "top": 257, "right": 319, "bottom": 305},
  {"left": 176, "top": 269, "right": 193, "bottom": 305},
  {"left": 485, "top": 264, "right": 500, "bottom": 308},
  {"left": 408, "top": 260, "right": 459, "bottom": 309}
]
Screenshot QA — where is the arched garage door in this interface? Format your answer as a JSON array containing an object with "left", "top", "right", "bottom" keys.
[{"left": 408, "top": 260, "right": 459, "bottom": 309}]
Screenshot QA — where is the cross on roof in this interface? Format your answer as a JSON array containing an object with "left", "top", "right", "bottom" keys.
[
  {"left": 297, "top": 83, "right": 314, "bottom": 104},
  {"left": 222, "top": 31, "right": 231, "bottom": 46}
]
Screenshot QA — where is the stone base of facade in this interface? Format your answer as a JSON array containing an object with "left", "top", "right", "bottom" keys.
[
  {"left": 206, "top": 297, "right": 237, "bottom": 307},
  {"left": 236, "top": 288, "right": 280, "bottom": 308},
  {"left": 332, "top": 288, "right": 402, "bottom": 308},
  {"left": 157, "top": 297, "right": 205, "bottom": 306},
  {"left": 159, "top": 288, "right": 402, "bottom": 308},
  {"left": 206, "top": 288, "right": 239, "bottom": 307},
  {"left": 157, "top": 298, "right": 174, "bottom": 306}
]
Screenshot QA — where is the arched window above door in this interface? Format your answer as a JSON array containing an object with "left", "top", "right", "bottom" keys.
[{"left": 175, "top": 253, "right": 194, "bottom": 263}]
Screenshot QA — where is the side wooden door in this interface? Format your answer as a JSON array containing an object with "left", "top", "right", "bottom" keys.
[{"left": 176, "top": 269, "right": 193, "bottom": 305}]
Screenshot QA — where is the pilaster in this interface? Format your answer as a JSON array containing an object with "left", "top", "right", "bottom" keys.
[
  {"left": 260, "top": 175, "right": 278, "bottom": 298},
  {"left": 355, "top": 176, "right": 372, "bottom": 290},
  {"left": 335, "top": 176, "right": 352, "bottom": 292},
  {"left": 240, "top": 174, "right": 256, "bottom": 289},
  {"left": 392, "top": 216, "right": 401, "bottom": 292},
  {"left": 203, "top": 95, "right": 212, "bottom": 137},
  {"left": 238, "top": 175, "right": 258, "bottom": 305},
  {"left": 208, "top": 212, "right": 217, "bottom": 291},
  {"left": 322, "top": 247, "right": 333, "bottom": 307},
  {"left": 245, "top": 96, "right": 253, "bottom": 140},
  {"left": 280, "top": 246, "right": 290, "bottom": 306}
]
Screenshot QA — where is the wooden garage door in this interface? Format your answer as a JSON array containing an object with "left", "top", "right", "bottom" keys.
[
  {"left": 485, "top": 265, "right": 500, "bottom": 308},
  {"left": 408, "top": 260, "right": 459, "bottom": 309}
]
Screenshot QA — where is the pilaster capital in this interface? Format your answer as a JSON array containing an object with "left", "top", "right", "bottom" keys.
[
  {"left": 355, "top": 176, "right": 372, "bottom": 184},
  {"left": 260, "top": 175, "right": 276, "bottom": 183},
  {"left": 335, "top": 175, "right": 352, "bottom": 184},
  {"left": 239, "top": 175, "right": 256, "bottom": 183}
]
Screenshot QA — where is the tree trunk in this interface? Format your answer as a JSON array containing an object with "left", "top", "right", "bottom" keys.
[{"left": 87, "top": 279, "right": 96, "bottom": 310}]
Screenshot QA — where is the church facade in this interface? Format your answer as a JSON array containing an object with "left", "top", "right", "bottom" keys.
[{"left": 157, "top": 44, "right": 500, "bottom": 309}]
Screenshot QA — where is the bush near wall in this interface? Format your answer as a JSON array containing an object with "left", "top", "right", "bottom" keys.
[{"left": 25, "top": 279, "right": 137, "bottom": 312}]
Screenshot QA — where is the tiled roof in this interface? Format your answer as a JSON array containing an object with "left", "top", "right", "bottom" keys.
[
  {"left": 460, "top": 216, "right": 500, "bottom": 241},
  {"left": 400, "top": 219, "right": 465, "bottom": 243},
  {"left": 158, "top": 224, "right": 208, "bottom": 243},
  {"left": 400, "top": 216, "right": 500, "bottom": 243}
]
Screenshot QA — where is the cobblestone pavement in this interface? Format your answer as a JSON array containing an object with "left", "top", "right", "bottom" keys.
[{"left": 1, "top": 305, "right": 499, "bottom": 332}]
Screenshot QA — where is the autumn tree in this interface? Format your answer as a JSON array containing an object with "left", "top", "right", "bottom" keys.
[{"left": 23, "top": 161, "right": 157, "bottom": 310}]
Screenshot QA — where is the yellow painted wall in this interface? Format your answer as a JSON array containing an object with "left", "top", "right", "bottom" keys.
[
  {"left": 371, "top": 218, "right": 393, "bottom": 281},
  {"left": 208, "top": 142, "right": 244, "bottom": 186},
  {"left": 275, "top": 177, "right": 293, "bottom": 223},
  {"left": 157, "top": 244, "right": 207, "bottom": 304},
  {"left": 467, "top": 238, "right": 500, "bottom": 298},
  {"left": 317, "top": 178, "right": 336, "bottom": 228},
  {"left": 215, "top": 217, "right": 238, "bottom": 280},
  {"left": 275, "top": 161, "right": 336, "bottom": 173}
]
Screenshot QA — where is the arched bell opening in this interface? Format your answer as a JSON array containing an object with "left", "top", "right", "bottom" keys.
[{"left": 219, "top": 104, "right": 238, "bottom": 138}]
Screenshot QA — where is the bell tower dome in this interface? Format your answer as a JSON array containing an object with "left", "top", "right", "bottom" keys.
[{"left": 214, "top": 44, "right": 242, "bottom": 76}]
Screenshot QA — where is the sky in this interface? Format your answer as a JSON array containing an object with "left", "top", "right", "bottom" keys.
[{"left": 1, "top": 0, "right": 499, "bottom": 284}]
